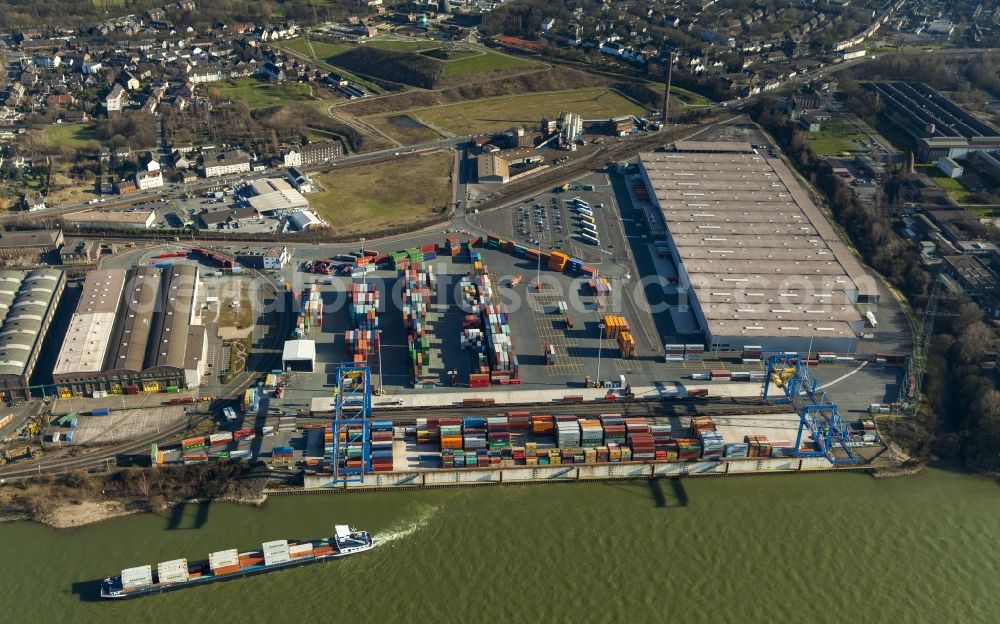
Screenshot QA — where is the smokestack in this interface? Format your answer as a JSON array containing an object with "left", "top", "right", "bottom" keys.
[{"left": 662, "top": 50, "right": 674, "bottom": 124}]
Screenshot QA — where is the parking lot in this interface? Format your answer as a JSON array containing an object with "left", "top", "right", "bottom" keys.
[{"left": 477, "top": 172, "right": 631, "bottom": 267}]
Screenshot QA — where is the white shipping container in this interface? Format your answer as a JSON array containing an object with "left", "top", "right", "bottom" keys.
[
  {"left": 157, "top": 559, "right": 189, "bottom": 584},
  {"left": 288, "top": 542, "right": 314, "bottom": 557},
  {"left": 121, "top": 565, "right": 153, "bottom": 589},
  {"left": 209, "top": 549, "right": 240, "bottom": 570},
  {"left": 262, "top": 539, "right": 291, "bottom": 566}
]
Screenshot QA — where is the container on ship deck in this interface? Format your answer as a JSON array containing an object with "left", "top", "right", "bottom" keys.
[{"left": 212, "top": 564, "right": 241, "bottom": 576}]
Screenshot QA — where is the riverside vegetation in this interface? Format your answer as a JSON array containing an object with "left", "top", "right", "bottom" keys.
[{"left": 0, "top": 463, "right": 269, "bottom": 527}]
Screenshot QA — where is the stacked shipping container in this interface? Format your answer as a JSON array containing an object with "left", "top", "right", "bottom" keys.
[
  {"left": 401, "top": 265, "right": 436, "bottom": 386},
  {"left": 346, "top": 281, "right": 379, "bottom": 364},
  {"left": 422, "top": 413, "right": 811, "bottom": 468}
]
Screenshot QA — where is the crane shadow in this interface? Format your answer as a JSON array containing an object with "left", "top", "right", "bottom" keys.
[
  {"left": 601, "top": 476, "right": 689, "bottom": 508},
  {"left": 163, "top": 499, "right": 212, "bottom": 530}
]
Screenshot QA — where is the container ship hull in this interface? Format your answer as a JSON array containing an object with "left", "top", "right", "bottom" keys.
[{"left": 100, "top": 527, "right": 373, "bottom": 600}]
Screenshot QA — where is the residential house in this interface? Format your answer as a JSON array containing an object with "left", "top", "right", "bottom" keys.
[
  {"left": 136, "top": 169, "right": 164, "bottom": 190},
  {"left": 46, "top": 94, "right": 75, "bottom": 106},
  {"left": 282, "top": 141, "right": 344, "bottom": 167},
  {"left": 105, "top": 83, "right": 126, "bottom": 114},
  {"left": 203, "top": 149, "right": 251, "bottom": 177},
  {"left": 22, "top": 192, "right": 46, "bottom": 212}
]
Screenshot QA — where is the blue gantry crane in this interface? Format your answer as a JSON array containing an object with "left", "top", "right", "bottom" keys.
[
  {"left": 762, "top": 353, "right": 858, "bottom": 463},
  {"left": 329, "top": 363, "right": 373, "bottom": 484}
]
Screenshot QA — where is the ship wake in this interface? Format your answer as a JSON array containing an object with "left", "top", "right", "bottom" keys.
[{"left": 373, "top": 505, "right": 437, "bottom": 547}]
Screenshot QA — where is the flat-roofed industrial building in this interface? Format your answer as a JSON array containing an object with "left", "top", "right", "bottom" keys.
[
  {"left": 638, "top": 142, "right": 875, "bottom": 354},
  {"left": 52, "top": 265, "right": 208, "bottom": 396},
  {"left": 0, "top": 269, "right": 66, "bottom": 401},
  {"left": 865, "top": 82, "right": 1000, "bottom": 160}
]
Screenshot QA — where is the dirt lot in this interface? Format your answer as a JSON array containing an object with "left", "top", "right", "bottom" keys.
[{"left": 309, "top": 150, "right": 453, "bottom": 236}]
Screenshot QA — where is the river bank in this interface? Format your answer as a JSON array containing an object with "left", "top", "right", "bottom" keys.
[{"left": 0, "top": 465, "right": 270, "bottom": 528}]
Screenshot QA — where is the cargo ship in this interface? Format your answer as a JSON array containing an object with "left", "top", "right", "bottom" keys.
[{"left": 100, "top": 525, "right": 373, "bottom": 600}]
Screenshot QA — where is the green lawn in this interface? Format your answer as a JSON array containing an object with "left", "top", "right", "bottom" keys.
[
  {"left": 44, "top": 123, "right": 98, "bottom": 148},
  {"left": 807, "top": 120, "right": 869, "bottom": 156},
  {"left": 649, "top": 83, "right": 712, "bottom": 108},
  {"left": 215, "top": 78, "right": 313, "bottom": 109},
  {"left": 439, "top": 50, "right": 538, "bottom": 77},
  {"left": 310, "top": 151, "right": 452, "bottom": 236},
  {"left": 917, "top": 165, "right": 977, "bottom": 204},
  {"left": 280, "top": 38, "right": 353, "bottom": 64},
  {"left": 393, "top": 88, "right": 646, "bottom": 136},
  {"left": 421, "top": 48, "right": 479, "bottom": 61},
  {"left": 366, "top": 39, "right": 442, "bottom": 52},
  {"left": 279, "top": 38, "right": 383, "bottom": 94}
]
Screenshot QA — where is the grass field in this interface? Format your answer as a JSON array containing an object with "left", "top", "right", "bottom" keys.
[
  {"left": 439, "top": 50, "right": 538, "bottom": 77},
  {"left": 44, "top": 123, "right": 98, "bottom": 148},
  {"left": 366, "top": 114, "right": 444, "bottom": 145},
  {"left": 383, "top": 88, "right": 646, "bottom": 136},
  {"left": 807, "top": 120, "right": 869, "bottom": 155},
  {"left": 421, "top": 48, "right": 479, "bottom": 61},
  {"left": 279, "top": 38, "right": 383, "bottom": 94},
  {"left": 215, "top": 78, "right": 313, "bottom": 109},
  {"left": 366, "top": 39, "right": 442, "bottom": 52},
  {"left": 647, "top": 83, "right": 712, "bottom": 108},
  {"left": 310, "top": 151, "right": 452, "bottom": 235},
  {"left": 279, "top": 38, "right": 353, "bottom": 65},
  {"left": 917, "top": 165, "right": 977, "bottom": 204}
]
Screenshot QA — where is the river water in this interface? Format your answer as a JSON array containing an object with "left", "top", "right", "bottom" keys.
[{"left": 2, "top": 468, "right": 999, "bottom": 623}]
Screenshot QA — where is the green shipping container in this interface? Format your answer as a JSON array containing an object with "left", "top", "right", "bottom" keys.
[{"left": 166, "top": 386, "right": 180, "bottom": 393}]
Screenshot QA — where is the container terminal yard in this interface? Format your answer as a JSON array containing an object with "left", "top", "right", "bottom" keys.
[{"left": 0, "top": 130, "right": 912, "bottom": 493}]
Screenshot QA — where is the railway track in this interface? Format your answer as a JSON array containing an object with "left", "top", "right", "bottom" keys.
[{"left": 303, "top": 396, "right": 786, "bottom": 422}]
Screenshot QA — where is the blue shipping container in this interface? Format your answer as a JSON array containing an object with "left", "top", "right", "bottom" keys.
[{"left": 91, "top": 408, "right": 110, "bottom": 417}]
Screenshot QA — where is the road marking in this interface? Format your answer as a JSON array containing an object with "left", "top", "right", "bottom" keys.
[{"left": 821, "top": 361, "right": 869, "bottom": 388}]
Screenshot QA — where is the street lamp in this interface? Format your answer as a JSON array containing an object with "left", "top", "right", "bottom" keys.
[
  {"left": 376, "top": 329, "right": 384, "bottom": 396},
  {"left": 535, "top": 239, "right": 542, "bottom": 291},
  {"left": 806, "top": 328, "right": 815, "bottom": 367},
  {"left": 359, "top": 237, "right": 366, "bottom": 287},
  {"left": 596, "top": 321, "right": 606, "bottom": 387}
]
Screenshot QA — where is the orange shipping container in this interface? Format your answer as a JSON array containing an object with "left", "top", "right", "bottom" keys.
[{"left": 212, "top": 564, "right": 241, "bottom": 576}]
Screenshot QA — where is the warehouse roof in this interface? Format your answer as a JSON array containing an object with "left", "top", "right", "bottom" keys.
[
  {"left": 55, "top": 265, "right": 205, "bottom": 380},
  {"left": 247, "top": 187, "right": 308, "bottom": 213},
  {"left": 0, "top": 269, "right": 63, "bottom": 377},
  {"left": 53, "top": 269, "right": 127, "bottom": 376},
  {"left": 672, "top": 140, "right": 754, "bottom": 153},
  {"left": 106, "top": 267, "right": 161, "bottom": 372},
  {"left": 289, "top": 209, "right": 322, "bottom": 231},
  {"left": 865, "top": 82, "right": 1000, "bottom": 140},
  {"left": 147, "top": 264, "right": 199, "bottom": 370},
  {"left": 64, "top": 208, "right": 156, "bottom": 224},
  {"left": 0, "top": 229, "right": 63, "bottom": 249},
  {"left": 640, "top": 148, "right": 870, "bottom": 340}
]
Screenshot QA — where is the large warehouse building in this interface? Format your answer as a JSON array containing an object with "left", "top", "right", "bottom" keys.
[
  {"left": 52, "top": 265, "right": 208, "bottom": 396},
  {"left": 639, "top": 142, "right": 876, "bottom": 354},
  {"left": 865, "top": 81, "right": 1000, "bottom": 160},
  {"left": 0, "top": 269, "right": 65, "bottom": 401}
]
